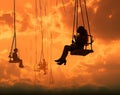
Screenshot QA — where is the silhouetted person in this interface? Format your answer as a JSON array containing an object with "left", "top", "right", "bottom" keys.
[
  {"left": 42, "top": 59, "right": 47, "bottom": 75},
  {"left": 55, "top": 26, "right": 88, "bottom": 65},
  {"left": 39, "top": 59, "right": 47, "bottom": 75},
  {"left": 12, "top": 48, "right": 24, "bottom": 68}
]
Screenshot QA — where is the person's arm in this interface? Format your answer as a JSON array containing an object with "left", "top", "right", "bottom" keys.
[
  {"left": 72, "top": 35, "right": 77, "bottom": 43},
  {"left": 13, "top": 53, "right": 18, "bottom": 60}
]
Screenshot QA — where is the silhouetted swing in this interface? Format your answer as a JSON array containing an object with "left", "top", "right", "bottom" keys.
[
  {"left": 70, "top": 0, "right": 93, "bottom": 56},
  {"left": 34, "top": 0, "right": 48, "bottom": 75},
  {"left": 33, "top": 0, "right": 54, "bottom": 84},
  {"left": 8, "top": 0, "right": 24, "bottom": 68}
]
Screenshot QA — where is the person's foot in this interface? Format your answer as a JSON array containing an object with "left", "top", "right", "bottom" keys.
[
  {"left": 55, "top": 58, "right": 62, "bottom": 62},
  {"left": 57, "top": 59, "right": 66, "bottom": 65},
  {"left": 19, "top": 64, "right": 24, "bottom": 68}
]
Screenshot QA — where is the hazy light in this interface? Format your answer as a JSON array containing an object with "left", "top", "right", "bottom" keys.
[
  {"left": 108, "top": 14, "right": 113, "bottom": 19},
  {"left": 94, "top": 6, "right": 98, "bottom": 13},
  {"left": 24, "top": 2, "right": 32, "bottom": 9}
]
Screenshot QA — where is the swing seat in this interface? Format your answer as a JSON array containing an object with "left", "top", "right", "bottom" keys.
[
  {"left": 70, "top": 49, "right": 93, "bottom": 56},
  {"left": 9, "top": 60, "right": 19, "bottom": 63}
]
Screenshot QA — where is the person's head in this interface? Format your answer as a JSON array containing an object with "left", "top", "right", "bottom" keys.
[
  {"left": 14, "top": 48, "right": 18, "bottom": 53},
  {"left": 77, "top": 26, "right": 87, "bottom": 35}
]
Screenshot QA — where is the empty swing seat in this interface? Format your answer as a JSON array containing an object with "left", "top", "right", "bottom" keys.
[{"left": 70, "top": 49, "right": 93, "bottom": 56}]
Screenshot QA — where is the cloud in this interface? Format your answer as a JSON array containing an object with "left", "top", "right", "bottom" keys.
[
  {"left": 58, "top": 0, "right": 120, "bottom": 41},
  {"left": 81, "top": 50, "right": 120, "bottom": 87},
  {"left": 0, "top": 0, "right": 120, "bottom": 92},
  {"left": 0, "top": 59, "right": 21, "bottom": 85},
  {"left": 0, "top": 11, "right": 34, "bottom": 33},
  {"left": 0, "top": 13, "right": 13, "bottom": 27},
  {"left": 19, "top": 13, "right": 33, "bottom": 32},
  {"left": 91, "top": 0, "right": 120, "bottom": 40},
  {"left": 58, "top": 1, "right": 74, "bottom": 32}
]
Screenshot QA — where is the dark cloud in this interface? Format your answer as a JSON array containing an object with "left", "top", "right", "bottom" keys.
[
  {"left": 0, "top": 59, "right": 20, "bottom": 81},
  {"left": 60, "top": 0, "right": 120, "bottom": 41},
  {"left": 81, "top": 53, "right": 120, "bottom": 87},
  {"left": 0, "top": 12, "right": 33, "bottom": 32},
  {"left": 60, "top": 3, "right": 74, "bottom": 33},
  {"left": 91, "top": 0, "right": 120, "bottom": 41},
  {"left": 0, "top": 13, "right": 13, "bottom": 27},
  {"left": 19, "top": 13, "right": 32, "bottom": 32}
]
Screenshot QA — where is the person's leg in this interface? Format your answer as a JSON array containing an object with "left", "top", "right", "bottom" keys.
[
  {"left": 55, "top": 45, "right": 71, "bottom": 61},
  {"left": 55, "top": 45, "right": 72, "bottom": 65},
  {"left": 19, "top": 59, "right": 24, "bottom": 68},
  {"left": 44, "top": 68, "right": 47, "bottom": 75},
  {"left": 60, "top": 45, "right": 72, "bottom": 60}
]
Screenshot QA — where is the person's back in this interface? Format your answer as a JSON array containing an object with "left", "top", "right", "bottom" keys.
[
  {"left": 75, "top": 26, "right": 88, "bottom": 49},
  {"left": 13, "top": 52, "right": 19, "bottom": 61},
  {"left": 11, "top": 48, "right": 24, "bottom": 68}
]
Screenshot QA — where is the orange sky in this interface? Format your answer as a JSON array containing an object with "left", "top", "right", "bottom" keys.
[{"left": 0, "top": 0, "right": 120, "bottom": 91}]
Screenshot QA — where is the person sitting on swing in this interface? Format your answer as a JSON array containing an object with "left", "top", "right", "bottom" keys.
[
  {"left": 55, "top": 26, "right": 88, "bottom": 65},
  {"left": 12, "top": 48, "right": 24, "bottom": 68}
]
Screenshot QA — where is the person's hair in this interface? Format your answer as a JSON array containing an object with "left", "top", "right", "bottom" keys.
[
  {"left": 14, "top": 48, "right": 18, "bottom": 52},
  {"left": 77, "top": 26, "right": 88, "bottom": 44},
  {"left": 77, "top": 26, "right": 85, "bottom": 33}
]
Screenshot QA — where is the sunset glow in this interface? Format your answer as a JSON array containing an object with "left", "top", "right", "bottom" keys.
[{"left": 0, "top": 0, "right": 120, "bottom": 94}]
